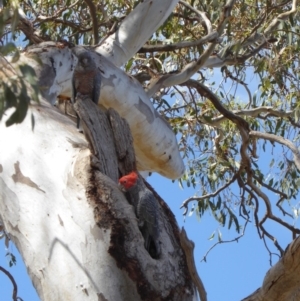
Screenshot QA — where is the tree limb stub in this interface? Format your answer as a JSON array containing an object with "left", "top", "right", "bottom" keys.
[
  {"left": 73, "top": 98, "right": 119, "bottom": 182},
  {"left": 179, "top": 228, "right": 207, "bottom": 301}
]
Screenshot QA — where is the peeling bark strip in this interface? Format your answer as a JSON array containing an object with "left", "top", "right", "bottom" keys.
[{"left": 74, "top": 96, "right": 196, "bottom": 300}]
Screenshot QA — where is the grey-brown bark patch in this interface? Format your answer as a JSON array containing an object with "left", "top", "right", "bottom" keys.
[
  {"left": 12, "top": 161, "right": 45, "bottom": 193},
  {"left": 97, "top": 293, "right": 109, "bottom": 301},
  {"left": 90, "top": 224, "right": 104, "bottom": 241},
  {"left": 134, "top": 98, "right": 154, "bottom": 123},
  {"left": 0, "top": 164, "right": 3, "bottom": 173},
  {"left": 58, "top": 215, "right": 64, "bottom": 227}
]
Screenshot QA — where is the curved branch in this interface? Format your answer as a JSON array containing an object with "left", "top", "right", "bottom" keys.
[
  {"left": 252, "top": 174, "right": 292, "bottom": 218},
  {"left": 17, "top": 16, "right": 45, "bottom": 44},
  {"left": 222, "top": 66, "right": 252, "bottom": 107},
  {"left": 246, "top": 182, "right": 285, "bottom": 255},
  {"left": 211, "top": 107, "right": 294, "bottom": 126},
  {"left": 0, "top": 266, "right": 20, "bottom": 301},
  {"left": 249, "top": 131, "right": 300, "bottom": 171},
  {"left": 179, "top": 0, "right": 213, "bottom": 33},
  {"left": 181, "top": 79, "right": 298, "bottom": 254},
  {"left": 247, "top": 175, "right": 300, "bottom": 253},
  {"left": 263, "top": 0, "right": 297, "bottom": 35},
  {"left": 182, "top": 80, "right": 250, "bottom": 130},
  {"left": 139, "top": 32, "right": 218, "bottom": 53}
]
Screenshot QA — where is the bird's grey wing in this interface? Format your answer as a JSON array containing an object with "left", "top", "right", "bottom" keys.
[
  {"left": 137, "top": 190, "right": 161, "bottom": 258},
  {"left": 92, "top": 71, "right": 101, "bottom": 105}
]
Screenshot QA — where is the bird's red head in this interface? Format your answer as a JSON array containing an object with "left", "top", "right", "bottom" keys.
[{"left": 118, "top": 171, "right": 138, "bottom": 191}]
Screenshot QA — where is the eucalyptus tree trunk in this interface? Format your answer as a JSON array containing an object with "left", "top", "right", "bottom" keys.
[{"left": 0, "top": 95, "right": 197, "bottom": 300}]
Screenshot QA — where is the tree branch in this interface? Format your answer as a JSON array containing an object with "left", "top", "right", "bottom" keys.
[
  {"left": 201, "top": 220, "right": 248, "bottom": 262},
  {"left": 36, "top": 0, "right": 80, "bottom": 23},
  {"left": 0, "top": 266, "right": 22, "bottom": 301},
  {"left": 252, "top": 174, "right": 292, "bottom": 218},
  {"left": 180, "top": 79, "right": 298, "bottom": 254},
  {"left": 179, "top": 0, "right": 213, "bottom": 34},
  {"left": 249, "top": 131, "right": 300, "bottom": 171},
  {"left": 139, "top": 32, "right": 218, "bottom": 54},
  {"left": 264, "top": 0, "right": 297, "bottom": 36},
  {"left": 210, "top": 107, "right": 294, "bottom": 126},
  {"left": 83, "top": 0, "right": 99, "bottom": 44}
]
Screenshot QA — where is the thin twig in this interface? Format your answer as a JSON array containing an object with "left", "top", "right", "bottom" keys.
[
  {"left": 201, "top": 220, "right": 248, "bottom": 262},
  {"left": 180, "top": 174, "right": 238, "bottom": 215}
]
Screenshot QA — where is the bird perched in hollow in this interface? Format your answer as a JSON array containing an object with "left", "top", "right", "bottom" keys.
[
  {"left": 119, "top": 171, "right": 161, "bottom": 259},
  {"left": 72, "top": 51, "right": 101, "bottom": 129}
]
